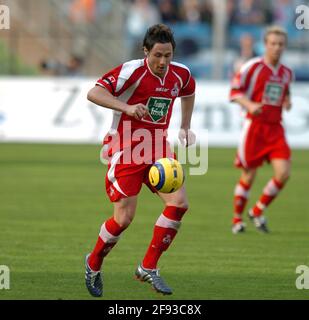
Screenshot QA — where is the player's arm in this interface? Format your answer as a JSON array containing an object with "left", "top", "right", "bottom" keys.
[
  {"left": 283, "top": 68, "right": 295, "bottom": 111},
  {"left": 230, "top": 73, "right": 262, "bottom": 115},
  {"left": 232, "top": 95, "right": 263, "bottom": 115},
  {"left": 87, "top": 86, "right": 148, "bottom": 120},
  {"left": 230, "top": 60, "right": 264, "bottom": 115},
  {"left": 179, "top": 94, "right": 196, "bottom": 147},
  {"left": 283, "top": 86, "right": 292, "bottom": 111},
  {"left": 283, "top": 94, "right": 292, "bottom": 111}
]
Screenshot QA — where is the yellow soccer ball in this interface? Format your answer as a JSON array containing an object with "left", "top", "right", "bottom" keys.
[{"left": 149, "top": 158, "right": 185, "bottom": 193}]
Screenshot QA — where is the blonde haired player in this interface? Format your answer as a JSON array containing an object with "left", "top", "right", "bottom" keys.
[{"left": 230, "top": 26, "right": 294, "bottom": 234}]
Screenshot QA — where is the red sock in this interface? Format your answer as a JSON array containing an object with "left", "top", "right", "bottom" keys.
[
  {"left": 252, "top": 178, "right": 284, "bottom": 217},
  {"left": 88, "top": 217, "right": 125, "bottom": 271},
  {"left": 233, "top": 180, "right": 251, "bottom": 224},
  {"left": 142, "top": 206, "right": 187, "bottom": 270}
]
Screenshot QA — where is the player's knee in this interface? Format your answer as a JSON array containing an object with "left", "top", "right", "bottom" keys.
[
  {"left": 283, "top": 171, "right": 290, "bottom": 183},
  {"left": 242, "top": 168, "right": 256, "bottom": 184},
  {"left": 242, "top": 173, "right": 255, "bottom": 185},
  {"left": 114, "top": 208, "right": 135, "bottom": 229},
  {"left": 115, "top": 214, "right": 133, "bottom": 229},
  {"left": 277, "top": 171, "right": 290, "bottom": 184}
]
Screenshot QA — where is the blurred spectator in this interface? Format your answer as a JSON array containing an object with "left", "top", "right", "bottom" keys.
[
  {"left": 179, "top": 0, "right": 203, "bottom": 23},
  {"left": 157, "top": 0, "right": 180, "bottom": 23},
  {"left": 232, "top": 33, "right": 258, "bottom": 73},
  {"left": 69, "top": 0, "right": 96, "bottom": 24},
  {"left": 40, "top": 54, "right": 84, "bottom": 77},
  {"left": 177, "top": 38, "right": 199, "bottom": 56},
  {"left": 231, "top": 0, "right": 266, "bottom": 25},
  {"left": 126, "top": 0, "right": 161, "bottom": 57},
  {"left": 199, "top": 0, "right": 214, "bottom": 25},
  {"left": 261, "top": 1, "right": 274, "bottom": 24},
  {"left": 272, "top": 0, "right": 297, "bottom": 29},
  {"left": 227, "top": 0, "right": 236, "bottom": 21},
  {"left": 226, "top": 0, "right": 236, "bottom": 27},
  {"left": 97, "top": 0, "right": 113, "bottom": 18},
  {"left": 65, "top": 55, "right": 85, "bottom": 76},
  {"left": 127, "top": 0, "right": 161, "bottom": 38}
]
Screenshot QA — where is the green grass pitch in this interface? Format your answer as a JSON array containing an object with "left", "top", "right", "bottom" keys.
[{"left": 0, "top": 143, "right": 308, "bottom": 300}]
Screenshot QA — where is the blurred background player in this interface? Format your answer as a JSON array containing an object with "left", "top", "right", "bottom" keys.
[
  {"left": 230, "top": 26, "right": 293, "bottom": 234},
  {"left": 40, "top": 54, "right": 85, "bottom": 77},
  {"left": 85, "top": 24, "right": 196, "bottom": 297},
  {"left": 232, "top": 33, "right": 258, "bottom": 73}
]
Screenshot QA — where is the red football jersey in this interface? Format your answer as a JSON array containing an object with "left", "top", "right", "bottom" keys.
[
  {"left": 230, "top": 57, "right": 294, "bottom": 123},
  {"left": 96, "top": 58, "right": 195, "bottom": 157}
]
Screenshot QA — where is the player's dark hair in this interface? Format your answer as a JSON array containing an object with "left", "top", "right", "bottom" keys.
[{"left": 143, "top": 24, "right": 176, "bottom": 51}]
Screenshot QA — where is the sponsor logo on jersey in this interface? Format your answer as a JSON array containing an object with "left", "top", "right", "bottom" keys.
[
  {"left": 103, "top": 76, "right": 116, "bottom": 85},
  {"left": 171, "top": 83, "right": 180, "bottom": 97},
  {"left": 155, "top": 87, "right": 169, "bottom": 92},
  {"left": 269, "top": 75, "right": 281, "bottom": 82},
  {"left": 144, "top": 97, "right": 172, "bottom": 124},
  {"left": 282, "top": 73, "right": 290, "bottom": 84},
  {"left": 108, "top": 76, "right": 116, "bottom": 83},
  {"left": 263, "top": 82, "right": 284, "bottom": 106}
]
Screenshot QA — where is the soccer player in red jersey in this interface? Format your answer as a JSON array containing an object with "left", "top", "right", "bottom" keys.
[
  {"left": 84, "top": 24, "right": 196, "bottom": 296},
  {"left": 230, "top": 26, "right": 294, "bottom": 234}
]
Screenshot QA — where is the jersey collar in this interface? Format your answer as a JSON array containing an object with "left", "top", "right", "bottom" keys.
[
  {"left": 262, "top": 57, "right": 282, "bottom": 76},
  {"left": 145, "top": 58, "right": 169, "bottom": 86}
]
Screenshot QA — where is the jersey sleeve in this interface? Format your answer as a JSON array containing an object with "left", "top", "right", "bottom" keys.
[
  {"left": 179, "top": 72, "right": 196, "bottom": 97},
  {"left": 96, "top": 60, "right": 144, "bottom": 97},
  {"left": 229, "top": 59, "right": 259, "bottom": 102},
  {"left": 95, "top": 64, "right": 124, "bottom": 97},
  {"left": 230, "top": 70, "right": 250, "bottom": 101},
  {"left": 286, "top": 68, "right": 295, "bottom": 96}
]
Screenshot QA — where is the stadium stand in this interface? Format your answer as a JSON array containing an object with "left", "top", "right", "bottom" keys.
[{"left": 0, "top": 0, "right": 308, "bottom": 80}]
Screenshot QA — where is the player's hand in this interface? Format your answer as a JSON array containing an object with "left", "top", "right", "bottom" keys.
[
  {"left": 247, "top": 102, "right": 263, "bottom": 115},
  {"left": 178, "top": 128, "right": 196, "bottom": 147},
  {"left": 126, "top": 103, "right": 148, "bottom": 120},
  {"left": 283, "top": 95, "right": 292, "bottom": 111}
]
